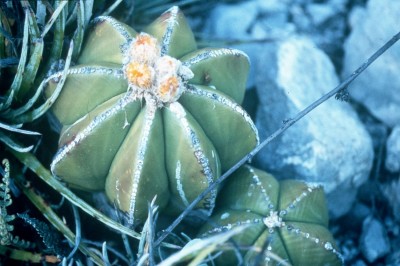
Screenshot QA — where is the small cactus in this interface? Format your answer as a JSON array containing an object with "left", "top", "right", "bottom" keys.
[
  {"left": 198, "top": 165, "right": 343, "bottom": 266},
  {"left": 44, "top": 7, "right": 259, "bottom": 224}
]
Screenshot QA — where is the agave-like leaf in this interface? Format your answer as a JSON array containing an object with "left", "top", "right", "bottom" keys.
[
  {"left": 0, "top": 131, "right": 34, "bottom": 153},
  {"left": 71, "top": 0, "right": 86, "bottom": 61},
  {"left": 198, "top": 166, "right": 343, "bottom": 266},
  {"left": 37, "top": 0, "right": 67, "bottom": 81},
  {"left": 3, "top": 11, "right": 29, "bottom": 110},
  {"left": 0, "top": 0, "right": 92, "bottom": 139},
  {"left": 17, "top": 2, "right": 44, "bottom": 101},
  {"left": 46, "top": 6, "right": 258, "bottom": 224}
]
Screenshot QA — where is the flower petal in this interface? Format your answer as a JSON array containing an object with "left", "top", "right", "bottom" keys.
[
  {"left": 144, "top": 6, "right": 197, "bottom": 58},
  {"left": 78, "top": 16, "right": 136, "bottom": 65},
  {"left": 179, "top": 85, "right": 259, "bottom": 172},
  {"left": 182, "top": 48, "right": 250, "bottom": 104}
]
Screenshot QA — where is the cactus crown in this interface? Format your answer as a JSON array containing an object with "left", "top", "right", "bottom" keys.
[{"left": 123, "top": 33, "right": 194, "bottom": 106}]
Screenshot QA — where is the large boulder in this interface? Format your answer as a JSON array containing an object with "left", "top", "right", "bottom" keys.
[
  {"left": 255, "top": 37, "right": 373, "bottom": 218},
  {"left": 342, "top": 0, "right": 400, "bottom": 127}
]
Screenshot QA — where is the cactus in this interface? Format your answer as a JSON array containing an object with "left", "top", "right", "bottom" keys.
[
  {"left": 44, "top": 6, "right": 259, "bottom": 224},
  {"left": 198, "top": 165, "right": 343, "bottom": 266}
]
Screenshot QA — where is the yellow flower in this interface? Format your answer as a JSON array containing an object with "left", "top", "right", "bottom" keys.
[{"left": 125, "top": 61, "right": 154, "bottom": 89}]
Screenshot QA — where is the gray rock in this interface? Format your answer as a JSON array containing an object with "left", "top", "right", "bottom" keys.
[
  {"left": 306, "top": 4, "right": 336, "bottom": 26},
  {"left": 385, "top": 125, "right": 400, "bottom": 172},
  {"left": 386, "top": 237, "right": 400, "bottom": 266},
  {"left": 342, "top": 0, "right": 400, "bottom": 127},
  {"left": 289, "top": 2, "right": 347, "bottom": 68},
  {"left": 232, "top": 43, "right": 266, "bottom": 88},
  {"left": 363, "top": 118, "right": 388, "bottom": 150},
  {"left": 290, "top": 4, "right": 312, "bottom": 31},
  {"left": 204, "top": 1, "right": 259, "bottom": 40},
  {"left": 347, "top": 202, "right": 371, "bottom": 228},
  {"left": 340, "top": 238, "right": 360, "bottom": 262},
  {"left": 256, "top": 0, "right": 291, "bottom": 37},
  {"left": 352, "top": 260, "right": 367, "bottom": 266},
  {"left": 386, "top": 252, "right": 400, "bottom": 266},
  {"left": 255, "top": 37, "right": 373, "bottom": 218},
  {"left": 203, "top": 0, "right": 294, "bottom": 88},
  {"left": 384, "top": 216, "right": 400, "bottom": 237},
  {"left": 327, "top": 0, "right": 348, "bottom": 12},
  {"left": 381, "top": 180, "right": 400, "bottom": 222},
  {"left": 359, "top": 216, "right": 390, "bottom": 263},
  {"left": 203, "top": 0, "right": 347, "bottom": 89}
]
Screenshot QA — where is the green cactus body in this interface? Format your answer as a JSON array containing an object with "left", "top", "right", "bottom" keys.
[
  {"left": 45, "top": 7, "right": 259, "bottom": 224},
  {"left": 198, "top": 166, "right": 343, "bottom": 266}
]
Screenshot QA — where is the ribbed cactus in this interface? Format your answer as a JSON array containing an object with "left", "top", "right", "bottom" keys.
[
  {"left": 198, "top": 165, "right": 343, "bottom": 266},
  {"left": 44, "top": 6, "right": 259, "bottom": 224}
]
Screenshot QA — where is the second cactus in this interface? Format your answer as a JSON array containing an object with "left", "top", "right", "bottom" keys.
[{"left": 198, "top": 166, "right": 343, "bottom": 265}]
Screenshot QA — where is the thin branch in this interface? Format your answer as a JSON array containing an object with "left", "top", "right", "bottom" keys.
[{"left": 155, "top": 30, "right": 400, "bottom": 247}]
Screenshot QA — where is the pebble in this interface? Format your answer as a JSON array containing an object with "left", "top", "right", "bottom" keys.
[
  {"left": 385, "top": 125, "right": 400, "bottom": 172},
  {"left": 381, "top": 180, "right": 400, "bottom": 222},
  {"left": 359, "top": 216, "right": 390, "bottom": 263}
]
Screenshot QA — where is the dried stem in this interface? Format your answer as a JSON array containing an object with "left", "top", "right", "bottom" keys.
[{"left": 155, "top": 30, "right": 400, "bottom": 247}]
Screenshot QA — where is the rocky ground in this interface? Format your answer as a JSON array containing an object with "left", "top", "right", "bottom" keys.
[{"left": 189, "top": 0, "right": 400, "bottom": 265}]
